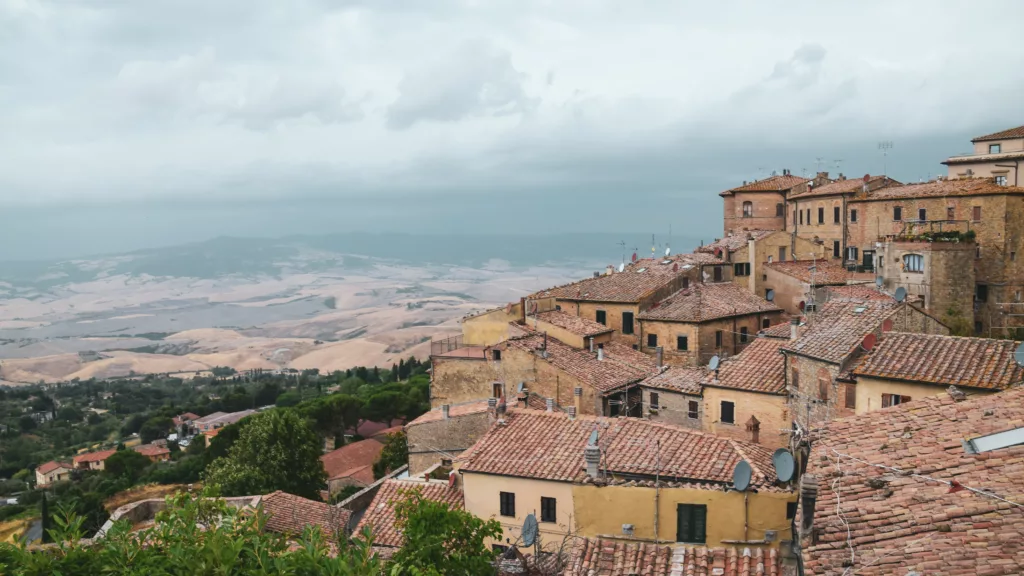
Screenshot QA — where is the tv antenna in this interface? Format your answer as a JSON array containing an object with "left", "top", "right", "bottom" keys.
[
  {"left": 815, "top": 157, "right": 824, "bottom": 172},
  {"left": 833, "top": 159, "right": 843, "bottom": 173},
  {"left": 617, "top": 240, "right": 626, "bottom": 266},
  {"left": 878, "top": 141, "right": 894, "bottom": 175}
]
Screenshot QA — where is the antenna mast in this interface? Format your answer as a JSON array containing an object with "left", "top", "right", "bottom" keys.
[
  {"left": 878, "top": 141, "right": 893, "bottom": 175},
  {"left": 617, "top": 240, "right": 626, "bottom": 266}
]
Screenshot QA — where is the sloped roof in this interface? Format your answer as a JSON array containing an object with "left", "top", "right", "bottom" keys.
[
  {"left": 695, "top": 230, "right": 776, "bottom": 254},
  {"left": 457, "top": 409, "right": 780, "bottom": 490},
  {"left": 259, "top": 490, "right": 349, "bottom": 539},
  {"left": 505, "top": 334, "right": 657, "bottom": 394},
  {"left": 639, "top": 366, "right": 706, "bottom": 395},
  {"left": 533, "top": 310, "right": 613, "bottom": 337},
  {"left": 823, "top": 284, "right": 895, "bottom": 302},
  {"left": 782, "top": 299, "right": 898, "bottom": 364},
  {"left": 532, "top": 255, "right": 721, "bottom": 303},
  {"left": 704, "top": 338, "right": 787, "bottom": 395},
  {"left": 638, "top": 282, "right": 780, "bottom": 323},
  {"left": 851, "top": 332, "right": 1024, "bottom": 390},
  {"left": 764, "top": 259, "right": 850, "bottom": 285},
  {"left": 854, "top": 177, "right": 1024, "bottom": 200},
  {"left": 133, "top": 444, "right": 171, "bottom": 458},
  {"left": 720, "top": 174, "right": 809, "bottom": 196},
  {"left": 321, "top": 437, "right": 386, "bottom": 482},
  {"left": 790, "top": 175, "right": 899, "bottom": 199},
  {"left": 802, "top": 387, "right": 1024, "bottom": 575},
  {"left": 73, "top": 449, "right": 116, "bottom": 464},
  {"left": 972, "top": 124, "right": 1024, "bottom": 142},
  {"left": 172, "top": 412, "right": 200, "bottom": 426},
  {"left": 406, "top": 400, "right": 490, "bottom": 427},
  {"left": 37, "top": 460, "right": 72, "bottom": 475},
  {"left": 353, "top": 479, "right": 464, "bottom": 548},
  {"left": 564, "top": 538, "right": 783, "bottom": 576},
  {"left": 759, "top": 322, "right": 794, "bottom": 339}
]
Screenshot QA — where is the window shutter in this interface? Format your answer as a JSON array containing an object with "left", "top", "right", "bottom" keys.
[
  {"left": 901, "top": 395, "right": 911, "bottom": 404},
  {"left": 677, "top": 505, "right": 691, "bottom": 542},
  {"left": 845, "top": 385, "right": 856, "bottom": 409},
  {"left": 881, "top": 393, "right": 892, "bottom": 408},
  {"left": 694, "top": 505, "right": 707, "bottom": 543},
  {"left": 818, "top": 376, "right": 829, "bottom": 401}
]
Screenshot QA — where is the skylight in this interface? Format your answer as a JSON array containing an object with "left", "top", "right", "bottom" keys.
[
  {"left": 853, "top": 306, "right": 867, "bottom": 314},
  {"left": 963, "top": 426, "right": 1024, "bottom": 454}
]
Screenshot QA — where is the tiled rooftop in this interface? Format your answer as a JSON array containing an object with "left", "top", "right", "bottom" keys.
[
  {"left": 704, "top": 338, "right": 787, "bottom": 395},
  {"left": 789, "top": 175, "right": 897, "bottom": 199},
  {"left": 259, "top": 490, "right": 349, "bottom": 539},
  {"left": 822, "top": 284, "right": 895, "bottom": 302},
  {"left": 172, "top": 412, "right": 200, "bottom": 426},
  {"left": 73, "top": 449, "right": 116, "bottom": 464},
  {"left": 406, "top": 400, "right": 490, "bottom": 426},
  {"left": 759, "top": 322, "right": 794, "bottom": 339},
  {"left": 639, "top": 366, "right": 706, "bottom": 395},
  {"left": 37, "top": 460, "right": 71, "bottom": 474},
  {"left": 533, "top": 310, "right": 613, "bottom": 337},
  {"left": 639, "top": 282, "right": 780, "bottom": 323},
  {"left": 505, "top": 334, "right": 657, "bottom": 394},
  {"left": 134, "top": 444, "right": 171, "bottom": 458},
  {"left": 695, "top": 230, "right": 776, "bottom": 254},
  {"left": 856, "top": 177, "right": 1024, "bottom": 200},
  {"left": 194, "top": 409, "right": 256, "bottom": 428},
  {"left": 720, "top": 174, "right": 809, "bottom": 196},
  {"left": 972, "top": 124, "right": 1024, "bottom": 142},
  {"left": 532, "top": 255, "right": 721, "bottom": 303},
  {"left": 353, "top": 479, "right": 464, "bottom": 548},
  {"left": 764, "top": 259, "right": 851, "bottom": 285},
  {"left": 321, "top": 437, "right": 385, "bottom": 483},
  {"left": 802, "top": 387, "right": 1024, "bottom": 574},
  {"left": 851, "top": 332, "right": 1024, "bottom": 390},
  {"left": 782, "top": 299, "right": 898, "bottom": 364},
  {"left": 457, "top": 409, "right": 780, "bottom": 489},
  {"left": 564, "top": 538, "right": 784, "bottom": 576}
]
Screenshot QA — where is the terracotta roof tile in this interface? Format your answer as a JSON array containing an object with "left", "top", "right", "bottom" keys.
[
  {"left": 695, "top": 230, "right": 776, "bottom": 254},
  {"left": 73, "top": 449, "right": 116, "bottom": 465},
  {"left": 704, "top": 338, "right": 787, "bottom": 395},
  {"left": 260, "top": 490, "right": 349, "bottom": 539},
  {"left": 524, "top": 392, "right": 566, "bottom": 412},
  {"left": 506, "top": 334, "right": 657, "bottom": 394},
  {"left": 36, "top": 460, "right": 72, "bottom": 474},
  {"left": 759, "top": 322, "right": 794, "bottom": 339},
  {"left": 321, "top": 438, "right": 386, "bottom": 482},
  {"left": 852, "top": 332, "right": 1024, "bottom": 390},
  {"left": 458, "top": 409, "right": 780, "bottom": 489},
  {"left": 639, "top": 366, "right": 706, "bottom": 395},
  {"left": 406, "top": 400, "right": 490, "bottom": 426},
  {"left": 944, "top": 150, "right": 1024, "bottom": 164},
  {"left": 353, "top": 479, "right": 463, "bottom": 548},
  {"left": 972, "top": 124, "right": 1024, "bottom": 142},
  {"left": 855, "top": 177, "right": 1024, "bottom": 200},
  {"left": 802, "top": 387, "right": 1024, "bottom": 574},
  {"left": 720, "top": 174, "right": 809, "bottom": 196},
  {"left": 782, "top": 299, "right": 899, "bottom": 364},
  {"left": 533, "top": 310, "right": 613, "bottom": 337},
  {"left": 822, "top": 284, "right": 895, "bottom": 302},
  {"left": 133, "top": 444, "right": 171, "bottom": 458},
  {"left": 172, "top": 412, "right": 200, "bottom": 426},
  {"left": 764, "top": 259, "right": 852, "bottom": 285},
  {"left": 564, "top": 538, "right": 783, "bottom": 576},
  {"left": 639, "top": 282, "right": 780, "bottom": 323},
  {"left": 789, "top": 175, "right": 897, "bottom": 199},
  {"left": 532, "top": 255, "right": 721, "bottom": 303}
]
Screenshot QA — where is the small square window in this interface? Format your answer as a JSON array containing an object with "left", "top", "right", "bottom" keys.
[
  {"left": 893, "top": 206, "right": 902, "bottom": 221},
  {"left": 499, "top": 491, "right": 516, "bottom": 517},
  {"left": 650, "top": 392, "right": 660, "bottom": 410},
  {"left": 492, "top": 349, "right": 501, "bottom": 361},
  {"left": 622, "top": 312, "right": 634, "bottom": 335},
  {"left": 817, "top": 207, "right": 824, "bottom": 224},
  {"left": 833, "top": 241, "right": 840, "bottom": 258},
  {"left": 677, "top": 336, "right": 688, "bottom": 351},
  {"left": 976, "top": 284, "right": 988, "bottom": 302},
  {"left": 762, "top": 318, "right": 770, "bottom": 329},
  {"left": 555, "top": 304, "right": 561, "bottom": 311},
  {"left": 995, "top": 175, "right": 1008, "bottom": 186},
  {"left": 720, "top": 401, "right": 735, "bottom": 424},
  {"left": 541, "top": 497, "right": 557, "bottom": 523},
  {"left": 973, "top": 206, "right": 982, "bottom": 221},
  {"left": 990, "top": 143, "right": 1002, "bottom": 154},
  {"left": 687, "top": 400, "right": 699, "bottom": 419},
  {"left": 850, "top": 209, "right": 858, "bottom": 223},
  {"left": 833, "top": 206, "right": 840, "bottom": 223},
  {"left": 595, "top": 310, "right": 606, "bottom": 325},
  {"left": 647, "top": 333, "right": 658, "bottom": 347},
  {"left": 740, "top": 327, "right": 748, "bottom": 343},
  {"left": 776, "top": 203, "right": 784, "bottom": 217},
  {"left": 947, "top": 206, "right": 955, "bottom": 220},
  {"left": 715, "top": 330, "right": 723, "bottom": 348},
  {"left": 918, "top": 208, "right": 927, "bottom": 221}
]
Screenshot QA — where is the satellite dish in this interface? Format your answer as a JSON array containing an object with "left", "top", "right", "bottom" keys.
[
  {"left": 618, "top": 263, "right": 625, "bottom": 273},
  {"left": 1015, "top": 342, "right": 1024, "bottom": 367},
  {"left": 665, "top": 247, "right": 672, "bottom": 257},
  {"left": 798, "top": 300, "right": 806, "bottom": 311},
  {"left": 772, "top": 449, "right": 796, "bottom": 483},
  {"left": 732, "top": 460, "right": 752, "bottom": 492},
  {"left": 882, "top": 319, "right": 893, "bottom": 332},
  {"left": 516, "top": 382, "right": 525, "bottom": 393},
  {"left": 588, "top": 429, "right": 599, "bottom": 446},
  {"left": 522, "top": 514, "right": 539, "bottom": 547},
  {"left": 765, "top": 289, "right": 775, "bottom": 302},
  {"left": 708, "top": 356, "right": 720, "bottom": 371},
  {"left": 894, "top": 287, "right": 907, "bottom": 302},
  {"left": 875, "top": 276, "right": 884, "bottom": 287},
  {"left": 861, "top": 333, "right": 877, "bottom": 351},
  {"left": 631, "top": 252, "right": 638, "bottom": 263},
  {"left": 448, "top": 470, "right": 457, "bottom": 489},
  {"left": 863, "top": 174, "right": 871, "bottom": 183}
]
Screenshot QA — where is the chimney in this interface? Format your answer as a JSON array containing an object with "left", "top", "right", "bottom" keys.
[
  {"left": 800, "top": 475, "right": 819, "bottom": 532},
  {"left": 838, "top": 173, "right": 845, "bottom": 181},
  {"left": 584, "top": 443, "right": 601, "bottom": 478},
  {"left": 589, "top": 337, "right": 595, "bottom": 353},
  {"left": 593, "top": 271, "right": 600, "bottom": 278},
  {"left": 790, "top": 317, "right": 801, "bottom": 341},
  {"left": 574, "top": 387, "right": 583, "bottom": 415},
  {"left": 487, "top": 397, "right": 497, "bottom": 424},
  {"left": 545, "top": 398, "right": 554, "bottom": 412},
  {"left": 567, "top": 406, "right": 577, "bottom": 421},
  {"left": 745, "top": 415, "right": 760, "bottom": 444},
  {"left": 597, "top": 347, "right": 604, "bottom": 361},
  {"left": 441, "top": 404, "right": 450, "bottom": 420},
  {"left": 655, "top": 346, "right": 664, "bottom": 368},
  {"left": 606, "top": 265, "right": 614, "bottom": 276}
]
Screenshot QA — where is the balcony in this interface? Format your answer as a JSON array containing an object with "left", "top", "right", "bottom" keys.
[{"left": 880, "top": 220, "right": 975, "bottom": 243}]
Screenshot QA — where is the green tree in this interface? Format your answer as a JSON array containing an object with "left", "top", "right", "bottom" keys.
[
  {"left": 204, "top": 410, "right": 326, "bottom": 500},
  {"left": 254, "top": 382, "right": 282, "bottom": 406},
  {"left": 275, "top": 391, "right": 302, "bottom": 408},
  {"left": 298, "top": 394, "right": 364, "bottom": 447},
  {"left": 139, "top": 416, "right": 174, "bottom": 444},
  {"left": 103, "top": 449, "right": 151, "bottom": 484},
  {"left": 18, "top": 415, "right": 36, "bottom": 432},
  {"left": 40, "top": 492, "right": 51, "bottom": 544},
  {"left": 56, "top": 406, "right": 83, "bottom": 422},
  {"left": 362, "top": 391, "right": 406, "bottom": 427},
  {"left": 390, "top": 487, "right": 502, "bottom": 576},
  {"left": 372, "top": 431, "right": 409, "bottom": 480}
]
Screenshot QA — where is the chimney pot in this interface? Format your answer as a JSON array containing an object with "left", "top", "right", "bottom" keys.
[
  {"left": 441, "top": 404, "right": 450, "bottom": 420},
  {"left": 545, "top": 398, "right": 554, "bottom": 412},
  {"left": 655, "top": 346, "right": 664, "bottom": 368},
  {"left": 487, "top": 397, "right": 497, "bottom": 409},
  {"left": 593, "top": 271, "right": 600, "bottom": 278},
  {"left": 790, "top": 317, "right": 801, "bottom": 340},
  {"left": 567, "top": 406, "right": 576, "bottom": 420},
  {"left": 584, "top": 444, "right": 601, "bottom": 478},
  {"left": 589, "top": 337, "right": 595, "bottom": 353},
  {"left": 597, "top": 348, "right": 604, "bottom": 361}
]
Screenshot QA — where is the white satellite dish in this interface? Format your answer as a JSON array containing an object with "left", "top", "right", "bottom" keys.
[
  {"left": 765, "top": 289, "right": 775, "bottom": 302},
  {"left": 617, "top": 263, "right": 625, "bottom": 273},
  {"left": 894, "top": 287, "right": 907, "bottom": 302},
  {"left": 708, "top": 356, "right": 720, "bottom": 371},
  {"left": 665, "top": 247, "right": 671, "bottom": 257}
]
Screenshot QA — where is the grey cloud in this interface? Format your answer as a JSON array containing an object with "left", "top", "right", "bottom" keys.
[
  {"left": 386, "top": 38, "right": 535, "bottom": 130},
  {"left": 768, "top": 43, "right": 827, "bottom": 87}
]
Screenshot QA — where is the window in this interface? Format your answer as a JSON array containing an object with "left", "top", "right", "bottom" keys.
[
  {"left": 713, "top": 266, "right": 723, "bottom": 282},
  {"left": 995, "top": 175, "right": 1008, "bottom": 186},
  {"left": 975, "top": 320, "right": 983, "bottom": 334},
  {"left": 647, "top": 333, "right": 658, "bottom": 347},
  {"left": 833, "top": 206, "right": 841, "bottom": 223},
  {"left": 555, "top": 304, "right": 561, "bottom": 311},
  {"left": 541, "top": 497, "right": 557, "bottom": 523},
  {"left": 787, "top": 502, "right": 799, "bottom": 520},
  {"left": 791, "top": 368, "right": 800, "bottom": 389},
  {"left": 850, "top": 209, "right": 858, "bottom": 223},
  {"left": 499, "top": 492, "right": 516, "bottom": 517},
  {"left": 947, "top": 206, "right": 955, "bottom": 220},
  {"left": 881, "top": 394, "right": 910, "bottom": 408},
  {"left": 976, "top": 284, "right": 988, "bottom": 303},
  {"left": 715, "top": 330, "right": 723, "bottom": 348},
  {"left": 903, "top": 254, "right": 924, "bottom": 273},
  {"left": 649, "top": 392, "right": 660, "bottom": 410},
  {"left": 833, "top": 240, "right": 840, "bottom": 258},
  {"left": 734, "top": 262, "right": 750, "bottom": 276},
  {"left": 779, "top": 247, "right": 787, "bottom": 261},
  {"left": 918, "top": 208, "right": 927, "bottom": 221},
  {"left": 973, "top": 206, "right": 982, "bottom": 221},
  {"left": 687, "top": 400, "right": 699, "bottom": 419},
  {"left": 742, "top": 201, "right": 753, "bottom": 217},
  {"left": 990, "top": 143, "right": 1002, "bottom": 154},
  {"left": 762, "top": 318, "right": 771, "bottom": 329},
  {"left": 720, "top": 401, "right": 735, "bottom": 424},
  {"left": 493, "top": 545, "right": 509, "bottom": 554},
  {"left": 622, "top": 312, "right": 634, "bottom": 335},
  {"left": 492, "top": 349, "right": 501, "bottom": 361},
  {"left": 595, "top": 310, "right": 606, "bottom": 325},
  {"left": 806, "top": 209, "right": 811, "bottom": 224},
  {"left": 677, "top": 336, "right": 688, "bottom": 351},
  {"left": 846, "top": 246, "right": 858, "bottom": 261},
  {"left": 1012, "top": 252, "right": 1017, "bottom": 262},
  {"left": 976, "top": 245, "right": 982, "bottom": 259},
  {"left": 493, "top": 383, "right": 503, "bottom": 398},
  {"left": 740, "top": 327, "right": 748, "bottom": 343},
  {"left": 845, "top": 385, "right": 856, "bottom": 409},
  {"left": 893, "top": 206, "right": 902, "bottom": 221},
  {"left": 776, "top": 203, "right": 784, "bottom": 217},
  {"left": 818, "top": 371, "right": 830, "bottom": 401},
  {"left": 817, "top": 207, "right": 824, "bottom": 224},
  {"left": 682, "top": 277, "right": 689, "bottom": 289},
  {"left": 793, "top": 210, "right": 798, "bottom": 226},
  {"left": 676, "top": 504, "right": 707, "bottom": 544},
  {"left": 799, "top": 210, "right": 804, "bottom": 225}
]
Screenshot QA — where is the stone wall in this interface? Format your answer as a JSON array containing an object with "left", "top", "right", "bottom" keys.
[
  {"left": 429, "top": 356, "right": 500, "bottom": 408},
  {"left": 724, "top": 190, "right": 789, "bottom": 235},
  {"left": 702, "top": 386, "right": 790, "bottom": 449},
  {"left": 406, "top": 410, "right": 492, "bottom": 476},
  {"left": 640, "top": 312, "right": 783, "bottom": 367},
  {"left": 641, "top": 387, "right": 702, "bottom": 429}
]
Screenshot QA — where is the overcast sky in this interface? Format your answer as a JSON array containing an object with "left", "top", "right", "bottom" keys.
[{"left": 2, "top": 0, "right": 1023, "bottom": 257}]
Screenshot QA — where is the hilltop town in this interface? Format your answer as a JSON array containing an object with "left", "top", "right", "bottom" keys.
[{"left": 6, "top": 125, "right": 1024, "bottom": 575}]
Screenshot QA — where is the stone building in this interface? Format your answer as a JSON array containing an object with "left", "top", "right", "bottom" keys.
[
  {"left": 637, "top": 282, "right": 783, "bottom": 366},
  {"left": 637, "top": 365, "right": 706, "bottom": 429},
  {"left": 943, "top": 124, "right": 1024, "bottom": 185},
  {"left": 404, "top": 400, "right": 493, "bottom": 476},
  {"left": 696, "top": 229, "right": 827, "bottom": 297},
  {"left": 876, "top": 237, "right": 975, "bottom": 332},
  {"left": 719, "top": 171, "right": 811, "bottom": 235},
  {"left": 762, "top": 259, "right": 871, "bottom": 315}
]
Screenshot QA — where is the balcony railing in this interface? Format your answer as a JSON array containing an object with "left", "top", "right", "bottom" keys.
[{"left": 430, "top": 335, "right": 465, "bottom": 356}]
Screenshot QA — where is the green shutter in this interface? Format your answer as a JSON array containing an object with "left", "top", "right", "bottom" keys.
[{"left": 676, "top": 504, "right": 691, "bottom": 542}]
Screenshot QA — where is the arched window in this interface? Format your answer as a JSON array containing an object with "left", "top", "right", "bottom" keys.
[
  {"left": 742, "top": 201, "right": 753, "bottom": 217},
  {"left": 903, "top": 254, "right": 924, "bottom": 273}
]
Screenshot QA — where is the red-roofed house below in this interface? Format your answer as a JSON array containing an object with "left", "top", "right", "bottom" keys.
[
  {"left": 133, "top": 444, "right": 171, "bottom": 462},
  {"left": 763, "top": 259, "right": 873, "bottom": 315},
  {"left": 35, "top": 460, "right": 73, "bottom": 487},
  {"left": 73, "top": 449, "right": 117, "bottom": 471},
  {"left": 564, "top": 537, "right": 789, "bottom": 576},
  {"left": 696, "top": 230, "right": 827, "bottom": 298},
  {"left": 354, "top": 478, "right": 464, "bottom": 550},
  {"left": 321, "top": 437, "right": 387, "bottom": 495}
]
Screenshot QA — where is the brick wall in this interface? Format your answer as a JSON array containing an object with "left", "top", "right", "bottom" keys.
[
  {"left": 430, "top": 357, "right": 499, "bottom": 408},
  {"left": 641, "top": 387, "right": 702, "bottom": 429},
  {"left": 563, "top": 301, "right": 641, "bottom": 346},
  {"left": 702, "top": 387, "right": 790, "bottom": 449},
  {"left": 790, "top": 195, "right": 844, "bottom": 258},
  {"left": 724, "top": 191, "right": 789, "bottom": 235},
  {"left": 640, "top": 312, "right": 783, "bottom": 367},
  {"left": 406, "top": 410, "right": 492, "bottom": 476},
  {"left": 879, "top": 240, "right": 975, "bottom": 330}
]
